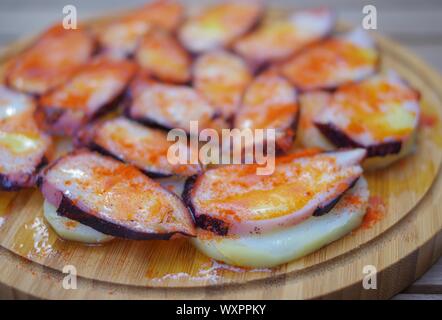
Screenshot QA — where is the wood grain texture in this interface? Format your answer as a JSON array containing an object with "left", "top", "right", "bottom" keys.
[
  {"left": 1, "top": 0, "right": 442, "bottom": 73},
  {"left": 405, "top": 258, "right": 442, "bottom": 293},
  {"left": 393, "top": 294, "right": 442, "bottom": 300},
  {"left": 0, "top": 5, "right": 442, "bottom": 299}
]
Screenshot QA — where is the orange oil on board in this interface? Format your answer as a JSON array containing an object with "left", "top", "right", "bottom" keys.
[{"left": 360, "top": 195, "right": 386, "bottom": 229}]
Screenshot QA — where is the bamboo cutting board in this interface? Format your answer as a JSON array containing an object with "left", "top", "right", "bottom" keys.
[{"left": 0, "top": 11, "right": 442, "bottom": 299}]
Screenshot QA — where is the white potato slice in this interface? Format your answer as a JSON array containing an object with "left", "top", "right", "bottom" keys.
[
  {"left": 298, "top": 72, "right": 419, "bottom": 170},
  {"left": 192, "top": 177, "right": 369, "bottom": 268},
  {"left": 43, "top": 200, "right": 114, "bottom": 244}
]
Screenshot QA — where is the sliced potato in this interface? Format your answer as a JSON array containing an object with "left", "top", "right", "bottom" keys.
[
  {"left": 39, "top": 150, "right": 196, "bottom": 240},
  {"left": 44, "top": 200, "right": 114, "bottom": 244},
  {"left": 0, "top": 85, "right": 52, "bottom": 191},
  {"left": 192, "top": 177, "right": 369, "bottom": 268},
  {"left": 313, "top": 72, "right": 420, "bottom": 165},
  {"left": 298, "top": 72, "right": 420, "bottom": 169},
  {"left": 184, "top": 149, "right": 365, "bottom": 236}
]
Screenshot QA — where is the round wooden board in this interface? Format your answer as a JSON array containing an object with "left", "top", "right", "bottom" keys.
[{"left": 1, "top": 16, "right": 442, "bottom": 299}]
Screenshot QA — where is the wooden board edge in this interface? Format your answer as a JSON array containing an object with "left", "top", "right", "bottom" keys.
[{"left": 0, "top": 29, "right": 442, "bottom": 299}]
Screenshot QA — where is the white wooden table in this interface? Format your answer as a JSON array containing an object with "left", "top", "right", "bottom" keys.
[{"left": 0, "top": 0, "right": 441, "bottom": 300}]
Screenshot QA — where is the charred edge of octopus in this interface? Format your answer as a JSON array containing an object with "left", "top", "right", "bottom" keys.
[
  {"left": 0, "top": 156, "right": 49, "bottom": 191},
  {"left": 182, "top": 174, "right": 230, "bottom": 236},
  {"left": 127, "top": 113, "right": 180, "bottom": 133},
  {"left": 312, "top": 177, "right": 359, "bottom": 216},
  {"left": 314, "top": 122, "right": 402, "bottom": 157},
  {"left": 87, "top": 141, "right": 172, "bottom": 179},
  {"left": 55, "top": 195, "right": 189, "bottom": 240}
]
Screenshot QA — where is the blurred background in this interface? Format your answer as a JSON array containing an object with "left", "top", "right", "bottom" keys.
[{"left": 0, "top": 0, "right": 441, "bottom": 71}]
